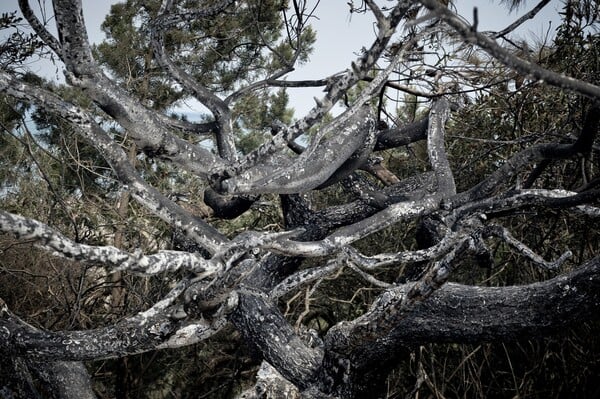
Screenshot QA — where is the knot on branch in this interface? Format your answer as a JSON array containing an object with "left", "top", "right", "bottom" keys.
[
  {"left": 208, "top": 170, "right": 233, "bottom": 194},
  {"left": 149, "top": 321, "right": 175, "bottom": 338}
]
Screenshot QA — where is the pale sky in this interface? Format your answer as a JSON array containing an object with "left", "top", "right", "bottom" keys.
[{"left": 1, "top": 1, "right": 562, "bottom": 117}]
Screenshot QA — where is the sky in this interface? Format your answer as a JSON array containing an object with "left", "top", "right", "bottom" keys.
[{"left": 0, "top": 0, "right": 563, "bottom": 118}]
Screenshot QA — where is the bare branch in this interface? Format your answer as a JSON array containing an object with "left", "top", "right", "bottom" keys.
[
  {"left": 151, "top": 0, "right": 237, "bottom": 161},
  {"left": 453, "top": 102, "right": 600, "bottom": 205},
  {"left": 484, "top": 224, "right": 572, "bottom": 270},
  {"left": 418, "top": 0, "right": 600, "bottom": 99},
  {"left": 0, "top": 72, "right": 229, "bottom": 254},
  {"left": 51, "top": 0, "right": 94, "bottom": 75},
  {"left": 17, "top": 0, "right": 62, "bottom": 56},
  {"left": 0, "top": 210, "right": 219, "bottom": 275},
  {"left": 427, "top": 97, "right": 455, "bottom": 196},
  {"left": 265, "top": 195, "right": 441, "bottom": 257},
  {"left": 221, "top": 105, "right": 376, "bottom": 195},
  {"left": 321, "top": 255, "right": 600, "bottom": 378},
  {"left": 228, "top": 287, "right": 322, "bottom": 389},
  {"left": 0, "top": 280, "right": 216, "bottom": 360},
  {"left": 495, "top": 0, "right": 552, "bottom": 38}
]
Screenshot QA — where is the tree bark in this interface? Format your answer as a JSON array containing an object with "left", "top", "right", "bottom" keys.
[{"left": 319, "top": 256, "right": 600, "bottom": 396}]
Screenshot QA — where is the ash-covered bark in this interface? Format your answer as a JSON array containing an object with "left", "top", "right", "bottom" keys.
[
  {"left": 28, "top": 361, "right": 96, "bottom": 399},
  {"left": 2, "top": 1, "right": 600, "bottom": 398},
  {"left": 229, "top": 288, "right": 322, "bottom": 389},
  {"left": 374, "top": 116, "right": 429, "bottom": 150},
  {"left": 0, "top": 281, "right": 193, "bottom": 360},
  {"left": 426, "top": 98, "right": 455, "bottom": 196},
  {"left": 0, "top": 210, "right": 219, "bottom": 275},
  {"left": 316, "top": 255, "right": 600, "bottom": 397},
  {"left": 221, "top": 106, "right": 376, "bottom": 195}
]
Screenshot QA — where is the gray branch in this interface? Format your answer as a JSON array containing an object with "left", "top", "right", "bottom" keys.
[
  {"left": 152, "top": 0, "right": 238, "bottom": 161},
  {"left": 427, "top": 97, "right": 456, "bottom": 196},
  {"left": 0, "top": 281, "right": 225, "bottom": 360},
  {"left": 49, "top": 0, "right": 228, "bottom": 176},
  {"left": 0, "top": 72, "right": 228, "bottom": 254},
  {"left": 0, "top": 210, "right": 220, "bottom": 276},
  {"left": 222, "top": 105, "right": 376, "bottom": 194},
  {"left": 418, "top": 0, "right": 600, "bottom": 99}
]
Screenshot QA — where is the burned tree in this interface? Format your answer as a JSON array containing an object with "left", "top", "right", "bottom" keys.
[{"left": 1, "top": 0, "right": 599, "bottom": 397}]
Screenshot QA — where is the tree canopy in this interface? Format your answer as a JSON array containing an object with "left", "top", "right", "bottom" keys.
[{"left": 1, "top": 0, "right": 600, "bottom": 398}]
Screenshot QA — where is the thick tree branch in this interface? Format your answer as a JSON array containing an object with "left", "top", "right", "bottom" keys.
[
  {"left": 0, "top": 280, "right": 222, "bottom": 360},
  {"left": 452, "top": 102, "right": 600, "bottom": 205},
  {"left": 265, "top": 195, "right": 441, "bottom": 257},
  {"left": 51, "top": 0, "right": 94, "bottom": 75},
  {"left": 427, "top": 97, "right": 456, "bottom": 196},
  {"left": 154, "top": 113, "right": 217, "bottom": 137},
  {"left": 228, "top": 288, "right": 322, "bottom": 390},
  {"left": 374, "top": 116, "right": 429, "bottom": 150},
  {"left": 333, "top": 254, "right": 600, "bottom": 368},
  {"left": 222, "top": 105, "right": 376, "bottom": 195}
]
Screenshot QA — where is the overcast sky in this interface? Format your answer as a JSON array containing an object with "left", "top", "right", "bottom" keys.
[{"left": 1, "top": 1, "right": 562, "bottom": 117}]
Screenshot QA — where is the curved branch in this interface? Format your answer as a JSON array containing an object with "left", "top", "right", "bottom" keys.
[
  {"left": 0, "top": 72, "right": 228, "bottom": 254},
  {"left": 222, "top": 105, "right": 376, "bottom": 195},
  {"left": 45, "top": 0, "right": 229, "bottom": 176},
  {"left": 453, "top": 102, "right": 600, "bottom": 205},
  {"left": 374, "top": 116, "right": 428, "bottom": 150},
  {"left": 154, "top": 113, "right": 217, "bottom": 137},
  {"left": 203, "top": 188, "right": 257, "bottom": 219},
  {"left": 316, "top": 118, "right": 378, "bottom": 189},
  {"left": 327, "top": 255, "right": 600, "bottom": 372},
  {"left": 228, "top": 288, "right": 322, "bottom": 390},
  {"left": 265, "top": 195, "right": 441, "bottom": 257},
  {"left": 151, "top": 1, "right": 237, "bottom": 161},
  {"left": 0, "top": 281, "right": 214, "bottom": 360},
  {"left": 455, "top": 188, "right": 600, "bottom": 221}
]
